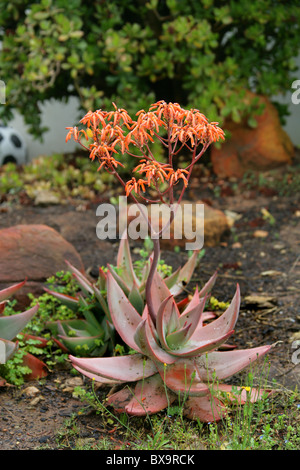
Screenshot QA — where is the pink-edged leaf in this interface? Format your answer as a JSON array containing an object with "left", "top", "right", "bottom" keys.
[
  {"left": 117, "top": 234, "right": 139, "bottom": 288},
  {"left": 107, "top": 264, "right": 130, "bottom": 296},
  {"left": 134, "top": 318, "right": 177, "bottom": 365},
  {"left": 0, "top": 303, "right": 39, "bottom": 341},
  {"left": 168, "top": 250, "right": 199, "bottom": 296},
  {"left": 92, "top": 284, "right": 111, "bottom": 320},
  {"left": 108, "top": 373, "right": 177, "bottom": 416},
  {"left": 157, "top": 359, "right": 209, "bottom": 397},
  {"left": 69, "top": 353, "right": 157, "bottom": 382},
  {"left": 168, "top": 329, "right": 234, "bottom": 358},
  {"left": 183, "top": 393, "right": 227, "bottom": 422},
  {"left": 156, "top": 296, "right": 180, "bottom": 350},
  {"left": 199, "top": 270, "right": 218, "bottom": 298},
  {"left": 181, "top": 286, "right": 201, "bottom": 315},
  {"left": 176, "top": 297, "right": 190, "bottom": 312},
  {"left": 195, "top": 345, "right": 272, "bottom": 381},
  {"left": 71, "top": 363, "right": 122, "bottom": 385},
  {"left": 43, "top": 287, "right": 79, "bottom": 311},
  {"left": 107, "top": 386, "right": 135, "bottom": 412},
  {"left": 179, "top": 295, "right": 206, "bottom": 330},
  {"left": 98, "top": 267, "right": 107, "bottom": 291},
  {"left": 0, "top": 280, "right": 26, "bottom": 302},
  {"left": 107, "top": 271, "right": 142, "bottom": 352},
  {"left": 189, "top": 284, "right": 241, "bottom": 344},
  {"left": 0, "top": 338, "right": 18, "bottom": 362},
  {"left": 165, "top": 297, "right": 207, "bottom": 349},
  {"left": 215, "top": 383, "right": 274, "bottom": 405},
  {"left": 150, "top": 271, "right": 173, "bottom": 318}
]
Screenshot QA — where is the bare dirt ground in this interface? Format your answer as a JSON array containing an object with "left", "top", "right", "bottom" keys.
[{"left": 0, "top": 156, "right": 299, "bottom": 450}]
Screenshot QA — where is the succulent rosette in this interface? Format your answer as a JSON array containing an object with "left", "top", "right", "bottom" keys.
[
  {"left": 45, "top": 237, "right": 199, "bottom": 356},
  {"left": 0, "top": 281, "right": 39, "bottom": 363},
  {"left": 69, "top": 271, "right": 273, "bottom": 423}
]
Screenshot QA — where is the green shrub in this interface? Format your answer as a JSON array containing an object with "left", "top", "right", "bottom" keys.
[{"left": 0, "top": 0, "right": 299, "bottom": 138}]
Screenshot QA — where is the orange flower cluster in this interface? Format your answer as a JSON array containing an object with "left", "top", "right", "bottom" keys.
[{"left": 65, "top": 100, "right": 224, "bottom": 196}]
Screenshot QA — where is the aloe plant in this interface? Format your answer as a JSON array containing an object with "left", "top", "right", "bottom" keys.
[
  {"left": 45, "top": 236, "right": 201, "bottom": 356},
  {"left": 0, "top": 281, "right": 39, "bottom": 363},
  {"left": 70, "top": 271, "right": 272, "bottom": 422},
  {"left": 65, "top": 101, "right": 273, "bottom": 422}
]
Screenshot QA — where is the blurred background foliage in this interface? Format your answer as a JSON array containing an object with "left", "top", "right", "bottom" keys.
[{"left": 0, "top": 0, "right": 299, "bottom": 138}]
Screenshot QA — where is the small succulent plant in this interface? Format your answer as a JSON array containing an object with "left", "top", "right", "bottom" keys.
[
  {"left": 70, "top": 271, "right": 272, "bottom": 422},
  {"left": 0, "top": 281, "right": 39, "bottom": 363},
  {"left": 45, "top": 236, "right": 201, "bottom": 356}
]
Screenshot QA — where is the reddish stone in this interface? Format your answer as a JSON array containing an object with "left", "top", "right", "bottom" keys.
[
  {"left": 211, "top": 92, "right": 295, "bottom": 178},
  {"left": 0, "top": 224, "right": 85, "bottom": 305}
]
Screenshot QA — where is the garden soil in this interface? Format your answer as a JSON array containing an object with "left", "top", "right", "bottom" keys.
[{"left": 0, "top": 156, "right": 299, "bottom": 450}]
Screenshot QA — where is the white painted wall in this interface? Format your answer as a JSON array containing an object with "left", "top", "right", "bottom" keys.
[{"left": 8, "top": 96, "right": 81, "bottom": 160}]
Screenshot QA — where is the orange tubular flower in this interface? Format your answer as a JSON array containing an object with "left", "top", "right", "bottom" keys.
[
  {"left": 125, "top": 177, "right": 147, "bottom": 196},
  {"left": 134, "top": 160, "right": 173, "bottom": 186},
  {"left": 169, "top": 168, "right": 190, "bottom": 187}
]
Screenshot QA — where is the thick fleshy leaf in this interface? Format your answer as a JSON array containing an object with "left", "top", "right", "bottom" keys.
[
  {"left": 108, "top": 373, "right": 177, "bottom": 416},
  {"left": 70, "top": 363, "right": 122, "bottom": 384},
  {"left": 128, "top": 283, "right": 144, "bottom": 315},
  {"left": 166, "top": 300, "right": 205, "bottom": 349},
  {"left": 0, "top": 304, "right": 39, "bottom": 341},
  {"left": 43, "top": 288, "right": 79, "bottom": 311},
  {"left": 183, "top": 393, "right": 227, "bottom": 422},
  {"left": 157, "top": 359, "right": 209, "bottom": 397},
  {"left": 69, "top": 353, "right": 157, "bottom": 382},
  {"left": 198, "top": 271, "right": 218, "bottom": 298},
  {"left": 107, "top": 264, "right": 130, "bottom": 296},
  {"left": 117, "top": 234, "right": 140, "bottom": 289},
  {"left": 0, "top": 280, "right": 26, "bottom": 302},
  {"left": 181, "top": 286, "right": 201, "bottom": 315},
  {"left": 59, "top": 334, "right": 108, "bottom": 356},
  {"left": 134, "top": 318, "right": 177, "bottom": 365},
  {"left": 188, "top": 284, "right": 241, "bottom": 345},
  {"left": 150, "top": 271, "right": 173, "bottom": 318},
  {"left": 168, "top": 250, "right": 199, "bottom": 296},
  {"left": 92, "top": 285, "right": 111, "bottom": 320},
  {"left": 65, "top": 261, "right": 95, "bottom": 296},
  {"left": 215, "top": 384, "right": 274, "bottom": 404},
  {"left": 178, "top": 295, "right": 206, "bottom": 330},
  {"left": 156, "top": 296, "right": 180, "bottom": 350},
  {"left": 107, "top": 271, "right": 142, "bottom": 352},
  {"left": 194, "top": 345, "right": 272, "bottom": 381},
  {"left": 167, "top": 329, "right": 234, "bottom": 358},
  {"left": 0, "top": 338, "right": 18, "bottom": 363}
]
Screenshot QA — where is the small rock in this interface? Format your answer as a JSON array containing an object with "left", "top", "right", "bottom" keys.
[
  {"left": 29, "top": 396, "right": 45, "bottom": 406},
  {"left": 232, "top": 242, "right": 242, "bottom": 249},
  {"left": 289, "top": 332, "right": 300, "bottom": 343},
  {"left": 253, "top": 230, "right": 269, "bottom": 238},
  {"left": 34, "top": 189, "right": 61, "bottom": 206},
  {"left": 261, "top": 270, "right": 283, "bottom": 277},
  {"left": 61, "top": 376, "right": 84, "bottom": 392},
  {"left": 244, "top": 295, "right": 277, "bottom": 309},
  {"left": 23, "top": 386, "right": 40, "bottom": 397}
]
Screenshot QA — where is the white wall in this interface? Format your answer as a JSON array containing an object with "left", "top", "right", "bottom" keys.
[{"left": 8, "top": 96, "right": 81, "bottom": 160}]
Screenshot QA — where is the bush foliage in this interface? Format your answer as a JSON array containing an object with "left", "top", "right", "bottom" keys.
[{"left": 0, "top": 0, "right": 299, "bottom": 138}]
